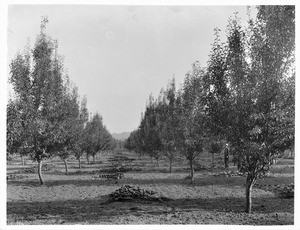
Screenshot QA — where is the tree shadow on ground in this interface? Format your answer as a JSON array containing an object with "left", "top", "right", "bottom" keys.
[
  {"left": 6, "top": 176, "right": 242, "bottom": 187},
  {"left": 7, "top": 179, "right": 116, "bottom": 187},
  {"left": 6, "top": 173, "right": 294, "bottom": 188},
  {"left": 7, "top": 195, "right": 294, "bottom": 224},
  {"left": 168, "top": 196, "right": 294, "bottom": 214},
  {"left": 6, "top": 166, "right": 35, "bottom": 171}
]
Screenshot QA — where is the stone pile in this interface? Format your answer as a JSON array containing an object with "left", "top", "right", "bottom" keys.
[
  {"left": 257, "top": 172, "right": 275, "bottom": 178},
  {"left": 255, "top": 183, "right": 294, "bottom": 198},
  {"left": 18, "top": 167, "right": 36, "bottom": 173},
  {"left": 18, "top": 163, "right": 55, "bottom": 173},
  {"left": 41, "top": 163, "right": 55, "bottom": 171},
  {"left": 254, "top": 183, "right": 294, "bottom": 198},
  {"left": 107, "top": 185, "right": 170, "bottom": 203},
  {"left": 6, "top": 174, "right": 28, "bottom": 180},
  {"left": 194, "top": 163, "right": 226, "bottom": 171},
  {"left": 108, "top": 155, "right": 135, "bottom": 163},
  {"left": 212, "top": 170, "right": 244, "bottom": 177},
  {"left": 99, "top": 163, "right": 143, "bottom": 173},
  {"left": 275, "top": 184, "right": 294, "bottom": 198},
  {"left": 194, "top": 164, "right": 208, "bottom": 171}
]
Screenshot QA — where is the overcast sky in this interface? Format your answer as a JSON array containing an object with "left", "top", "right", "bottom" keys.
[{"left": 7, "top": 5, "right": 256, "bottom": 134}]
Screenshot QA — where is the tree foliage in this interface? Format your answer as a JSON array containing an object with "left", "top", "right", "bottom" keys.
[
  {"left": 224, "top": 7, "right": 294, "bottom": 213},
  {"left": 155, "top": 79, "right": 182, "bottom": 172},
  {"left": 139, "top": 95, "right": 163, "bottom": 165},
  {"left": 82, "top": 113, "right": 114, "bottom": 163},
  {"left": 176, "top": 62, "right": 208, "bottom": 182},
  {"left": 126, "top": 6, "right": 294, "bottom": 213},
  {"left": 7, "top": 17, "right": 99, "bottom": 183},
  {"left": 8, "top": 17, "right": 67, "bottom": 184}
]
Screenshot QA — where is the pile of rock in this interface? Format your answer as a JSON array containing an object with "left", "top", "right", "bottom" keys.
[
  {"left": 258, "top": 172, "right": 275, "bottom": 178},
  {"left": 254, "top": 183, "right": 294, "bottom": 198},
  {"left": 6, "top": 174, "right": 28, "bottom": 180},
  {"left": 18, "top": 163, "right": 55, "bottom": 173},
  {"left": 41, "top": 163, "right": 56, "bottom": 171},
  {"left": 208, "top": 164, "right": 225, "bottom": 170},
  {"left": 18, "top": 167, "right": 36, "bottom": 173},
  {"left": 99, "top": 163, "right": 143, "bottom": 173},
  {"left": 194, "top": 164, "right": 208, "bottom": 171},
  {"left": 212, "top": 170, "right": 244, "bottom": 177},
  {"left": 121, "top": 163, "right": 143, "bottom": 172},
  {"left": 108, "top": 155, "right": 135, "bottom": 163},
  {"left": 107, "top": 185, "right": 171, "bottom": 203},
  {"left": 275, "top": 184, "right": 294, "bottom": 198}
]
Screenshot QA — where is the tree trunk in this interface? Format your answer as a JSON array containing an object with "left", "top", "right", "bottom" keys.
[
  {"left": 78, "top": 157, "right": 81, "bottom": 169},
  {"left": 86, "top": 154, "right": 90, "bottom": 164},
  {"left": 169, "top": 157, "right": 173, "bottom": 173},
  {"left": 190, "top": 160, "right": 195, "bottom": 183},
  {"left": 21, "top": 155, "right": 25, "bottom": 166},
  {"left": 93, "top": 155, "right": 95, "bottom": 163},
  {"left": 211, "top": 153, "right": 214, "bottom": 165},
  {"left": 37, "top": 159, "right": 44, "bottom": 185},
  {"left": 245, "top": 174, "right": 256, "bottom": 213},
  {"left": 156, "top": 157, "right": 159, "bottom": 167},
  {"left": 63, "top": 159, "right": 68, "bottom": 175},
  {"left": 150, "top": 156, "right": 153, "bottom": 163}
]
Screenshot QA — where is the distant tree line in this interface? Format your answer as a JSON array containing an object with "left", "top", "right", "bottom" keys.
[
  {"left": 7, "top": 17, "right": 116, "bottom": 184},
  {"left": 125, "top": 6, "right": 295, "bottom": 213}
]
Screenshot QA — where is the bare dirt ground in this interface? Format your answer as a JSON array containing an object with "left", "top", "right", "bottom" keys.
[{"left": 6, "top": 151, "right": 294, "bottom": 225}]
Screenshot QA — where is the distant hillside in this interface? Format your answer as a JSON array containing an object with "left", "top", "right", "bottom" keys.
[{"left": 112, "top": 132, "right": 131, "bottom": 140}]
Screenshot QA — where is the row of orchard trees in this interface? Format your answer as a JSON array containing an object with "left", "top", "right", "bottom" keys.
[
  {"left": 126, "top": 6, "right": 295, "bottom": 213},
  {"left": 7, "top": 17, "right": 115, "bottom": 184}
]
